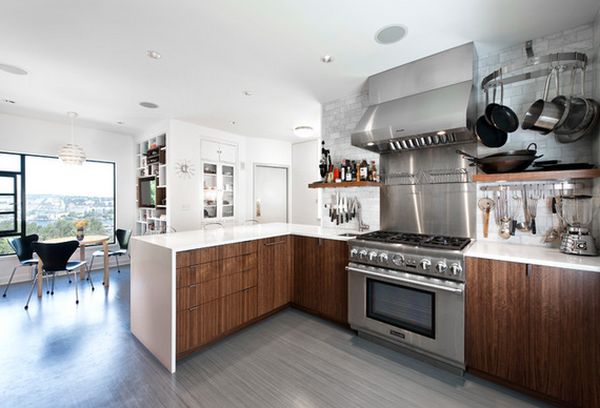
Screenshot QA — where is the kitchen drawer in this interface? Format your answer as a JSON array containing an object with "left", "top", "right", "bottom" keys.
[
  {"left": 220, "top": 268, "right": 257, "bottom": 297},
  {"left": 221, "top": 287, "right": 257, "bottom": 333},
  {"left": 176, "top": 246, "right": 220, "bottom": 268},
  {"left": 222, "top": 253, "right": 257, "bottom": 276},
  {"left": 191, "top": 261, "right": 221, "bottom": 284},
  {"left": 177, "top": 267, "right": 192, "bottom": 288},
  {"left": 189, "top": 299, "right": 221, "bottom": 349},
  {"left": 177, "top": 278, "right": 220, "bottom": 310},
  {"left": 222, "top": 240, "right": 257, "bottom": 259}
]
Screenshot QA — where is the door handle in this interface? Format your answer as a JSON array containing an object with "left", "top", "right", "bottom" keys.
[
  {"left": 256, "top": 199, "right": 261, "bottom": 217},
  {"left": 264, "top": 240, "right": 287, "bottom": 246}
]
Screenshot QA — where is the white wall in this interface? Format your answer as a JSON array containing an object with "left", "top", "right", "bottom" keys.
[
  {"left": 0, "top": 112, "right": 136, "bottom": 283},
  {"left": 291, "top": 140, "right": 320, "bottom": 225},
  {"left": 166, "top": 119, "right": 292, "bottom": 232}
]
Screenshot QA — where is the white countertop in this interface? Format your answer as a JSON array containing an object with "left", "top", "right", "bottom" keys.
[
  {"left": 466, "top": 241, "right": 600, "bottom": 273},
  {"left": 132, "top": 223, "right": 359, "bottom": 252}
]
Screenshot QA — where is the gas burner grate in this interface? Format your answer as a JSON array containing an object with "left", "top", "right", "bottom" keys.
[{"left": 357, "top": 231, "right": 471, "bottom": 251}]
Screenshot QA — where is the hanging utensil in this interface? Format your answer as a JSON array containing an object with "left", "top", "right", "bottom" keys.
[
  {"left": 487, "top": 72, "right": 519, "bottom": 133},
  {"left": 522, "top": 67, "right": 565, "bottom": 134},
  {"left": 476, "top": 86, "right": 508, "bottom": 148},
  {"left": 516, "top": 185, "right": 531, "bottom": 232},
  {"left": 555, "top": 67, "right": 599, "bottom": 143},
  {"left": 478, "top": 193, "right": 495, "bottom": 238},
  {"left": 497, "top": 189, "right": 512, "bottom": 240},
  {"left": 528, "top": 186, "right": 540, "bottom": 235}
]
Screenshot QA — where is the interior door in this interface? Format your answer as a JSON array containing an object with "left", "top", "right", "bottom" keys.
[{"left": 254, "top": 165, "right": 288, "bottom": 223}]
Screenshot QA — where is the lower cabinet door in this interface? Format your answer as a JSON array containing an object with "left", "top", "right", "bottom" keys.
[
  {"left": 190, "top": 299, "right": 221, "bottom": 348},
  {"left": 319, "top": 239, "right": 349, "bottom": 324},
  {"left": 221, "top": 287, "right": 259, "bottom": 333},
  {"left": 243, "top": 287, "right": 258, "bottom": 323}
]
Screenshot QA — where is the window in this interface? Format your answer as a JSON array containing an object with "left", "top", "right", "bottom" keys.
[{"left": 0, "top": 152, "right": 115, "bottom": 256}]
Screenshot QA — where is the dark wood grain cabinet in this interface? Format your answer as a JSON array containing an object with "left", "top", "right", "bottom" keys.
[
  {"left": 466, "top": 258, "right": 600, "bottom": 408},
  {"left": 257, "top": 236, "right": 292, "bottom": 316},
  {"left": 293, "top": 236, "right": 348, "bottom": 325}
]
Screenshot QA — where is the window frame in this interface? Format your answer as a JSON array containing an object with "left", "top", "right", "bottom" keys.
[{"left": 0, "top": 150, "right": 116, "bottom": 257}]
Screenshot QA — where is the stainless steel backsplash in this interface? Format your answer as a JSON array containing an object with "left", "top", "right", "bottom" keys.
[{"left": 380, "top": 144, "right": 477, "bottom": 238}]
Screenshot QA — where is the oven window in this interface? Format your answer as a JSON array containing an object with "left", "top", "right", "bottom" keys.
[{"left": 366, "top": 278, "right": 435, "bottom": 338}]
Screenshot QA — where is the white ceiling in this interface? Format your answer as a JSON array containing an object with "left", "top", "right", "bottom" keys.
[{"left": 0, "top": 0, "right": 598, "bottom": 140}]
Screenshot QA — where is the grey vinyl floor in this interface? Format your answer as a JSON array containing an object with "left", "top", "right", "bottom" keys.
[{"left": 0, "top": 266, "right": 550, "bottom": 408}]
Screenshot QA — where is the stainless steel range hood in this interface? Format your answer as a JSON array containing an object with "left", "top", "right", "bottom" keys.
[{"left": 352, "top": 43, "right": 477, "bottom": 154}]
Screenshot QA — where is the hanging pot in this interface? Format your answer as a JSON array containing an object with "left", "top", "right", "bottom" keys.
[
  {"left": 486, "top": 73, "right": 519, "bottom": 133},
  {"left": 477, "top": 87, "right": 507, "bottom": 148},
  {"left": 555, "top": 67, "right": 599, "bottom": 142},
  {"left": 522, "top": 67, "right": 565, "bottom": 134}
]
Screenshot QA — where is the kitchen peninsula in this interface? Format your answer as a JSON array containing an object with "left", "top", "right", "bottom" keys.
[{"left": 130, "top": 223, "right": 356, "bottom": 372}]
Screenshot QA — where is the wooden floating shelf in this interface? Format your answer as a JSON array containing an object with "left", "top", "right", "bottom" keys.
[
  {"left": 472, "top": 168, "right": 600, "bottom": 183},
  {"left": 308, "top": 181, "right": 382, "bottom": 189}
]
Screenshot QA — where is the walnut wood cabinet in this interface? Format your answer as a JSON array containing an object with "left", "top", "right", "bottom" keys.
[
  {"left": 176, "top": 240, "right": 258, "bottom": 358},
  {"left": 257, "top": 236, "right": 292, "bottom": 316},
  {"left": 292, "top": 236, "right": 348, "bottom": 325},
  {"left": 466, "top": 257, "right": 600, "bottom": 408}
]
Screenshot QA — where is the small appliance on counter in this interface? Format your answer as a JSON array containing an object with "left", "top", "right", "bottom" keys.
[{"left": 559, "top": 195, "right": 598, "bottom": 256}]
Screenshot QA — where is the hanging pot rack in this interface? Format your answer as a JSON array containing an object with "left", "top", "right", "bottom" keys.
[{"left": 481, "top": 50, "right": 588, "bottom": 91}]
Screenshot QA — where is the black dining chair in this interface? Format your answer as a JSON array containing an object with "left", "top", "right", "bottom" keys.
[
  {"left": 3, "top": 234, "right": 39, "bottom": 298},
  {"left": 25, "top": 241, "right": 89, "bottom": 310},
  {"left": 88, "top": 229, "right": 131, "bottom": 280}
]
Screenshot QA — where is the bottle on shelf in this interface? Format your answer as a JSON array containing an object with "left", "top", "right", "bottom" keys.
[
  {"left": 360, "top": 160, "right": 369, "bottom": 181},
  {"left": 340, "top": 160, "right": 346, "bottom": 181},
  {"left": 371, "top": 161, "right": 378, "bottom": 182},
  {"left": 345, "top": 160, "right": 352, "bottom": 182}
]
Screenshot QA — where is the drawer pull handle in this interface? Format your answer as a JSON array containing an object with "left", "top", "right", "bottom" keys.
[{"left": 264, "top": 241, "right": 287, "bottom": 246}]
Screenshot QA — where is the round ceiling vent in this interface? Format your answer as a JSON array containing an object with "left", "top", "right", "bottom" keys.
[
  {"left": 374, "top": 25, "right": 407, "bottom": 45},
  {"left": 139, "top": 101, "right": 159, "bottom": 109}
]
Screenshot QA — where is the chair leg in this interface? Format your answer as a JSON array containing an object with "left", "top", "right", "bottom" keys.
[
  {"left": 72, "top": 269, "right": 79, "bottom": 305},
  {"left": 88, "top": 256, "right": 95, "bottom": 280},
  {"left": 2, "top": 266, "right": 18, "bottom": 297},
  {"left": 86, "top": 265, "right": 95, "bottom": 291},
  {"left": 116, "top": 256, "right": 120, "bottom": 273},
  {"left": 24, "top": 272, "right": 39, "bottom": 310},
  {"left": 51, "top": 274, "right": 56, "bottom": 295},
  {"left": 45, "top": 272, "right": 50, "bottom": 295}
]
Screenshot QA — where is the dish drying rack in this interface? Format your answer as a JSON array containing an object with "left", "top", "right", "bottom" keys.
[{"left": 381, "top": 167, "right": 472, "bottom": 185}]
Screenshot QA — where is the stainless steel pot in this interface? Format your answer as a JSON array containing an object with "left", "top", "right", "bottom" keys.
[{"left": 522, "top": 67, "right": 565, "bottom": 134}]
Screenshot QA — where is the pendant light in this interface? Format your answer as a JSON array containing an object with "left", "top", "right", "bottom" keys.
[{"left": 59, "top": 112, "right": 86, "bottom": 165}]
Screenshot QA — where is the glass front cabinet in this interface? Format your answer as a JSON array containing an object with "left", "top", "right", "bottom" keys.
[{"left": 201, "top": 141, "right": 236, "bottom": 223}]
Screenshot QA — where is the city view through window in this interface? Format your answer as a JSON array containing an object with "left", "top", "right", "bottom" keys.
[{"left": 0, "top": 153, "right": 115, "bottom": 255}]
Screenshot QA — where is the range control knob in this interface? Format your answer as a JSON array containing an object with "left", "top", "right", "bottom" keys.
[
  {"left": 435, "top": 262, "right": 448, "bottom": 274},
  {"left": 368, "top": 251, "right": 378, "bottom": 261},
  {"left": 449, "top": 263, "right": 462, "bottom": 276},
  {"left": 420, "top": 259, "right": 432, "bottom": 271},
  {"left": 350, "top": 248, "right": 358, "bottom": 258},
  {"left": 359, "top": 249, "right": 368, "bottom": 260},
  {"left": 378, "top": 252, "right": 389, "bottom": 263},
  {"left": 392, "top": 254, "right": 405, "bottom": 266}
]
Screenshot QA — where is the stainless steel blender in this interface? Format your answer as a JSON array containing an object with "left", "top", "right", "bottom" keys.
[{"left": 559, "top": 195, "right": 598, "bottom": 256}]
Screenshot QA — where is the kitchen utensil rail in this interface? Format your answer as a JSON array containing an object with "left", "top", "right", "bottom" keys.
[
  {"left": 481, "top": 51, "right": 588, "bottom": 90},
  {"left": 479, "top": 181, "right": 588, "bottom": 192},
  {"left": 381, "top": 168, "right": 471, "bottom": 185}
]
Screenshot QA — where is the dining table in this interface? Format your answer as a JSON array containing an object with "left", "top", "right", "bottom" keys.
[{"left": 37, "top": 234, "right": 110, "bottom": 297}]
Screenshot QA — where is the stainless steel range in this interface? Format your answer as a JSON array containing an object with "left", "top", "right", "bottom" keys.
[{"left": 347, "top": 231, "right": 471, "bottom": 372}]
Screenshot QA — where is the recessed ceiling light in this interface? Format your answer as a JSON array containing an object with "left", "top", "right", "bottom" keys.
[
  {"left": 320, "top": 55, "right": 333, "bottom": 63},
  {"left": 146, "top": 50, "right": 161, "bottom": 60},
  {"left": 294, "top": 126, "right": 314, "bottom": 138},
  {"left": 139, "top": 101, "right": 159, "bottom": 109},
  {"left": 0, "top": 63, "right": 28, "bottom": 75},
  {"left": 242, "top": 91, "right": 253, "bottom": 96},
  {"left": 374, "top": 25, "right": 407, "bottom": 45},
  {"left": 231, "top": 121, "right": 236, "bottom": 125}
]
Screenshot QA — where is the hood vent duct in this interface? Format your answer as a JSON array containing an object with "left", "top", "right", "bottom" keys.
[{"left": 352, "top": 43, "right": 477, "bottom": 154}]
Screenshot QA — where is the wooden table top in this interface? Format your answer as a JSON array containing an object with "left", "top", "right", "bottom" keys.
[{"left": 43, "top": 234, "right": 109, "bottom": 246}]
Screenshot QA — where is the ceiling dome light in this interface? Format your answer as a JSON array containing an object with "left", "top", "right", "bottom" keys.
[
  {"left": 294, "top": 126, "right": 314, "bottom": 138},
  {"left": 375, "top": 25, "right": 407, "bottom": 45},
  {"left": 320, "top": 55, "right": 333, "bottom": 63},
  {"left": 242, "top": 90, "right": 253, "bottom": 96},
  {"left": 0, "top": 63, "right": 28, "bottom": 75},
  {"left": 59, "top": 112, "right": 86, "bottom": 166},
  {"left": 146, "top": 50, "right": 161, "bottom": 59},
  {"left": 139, "top": 101, "right": 159, "bottom": 109}
]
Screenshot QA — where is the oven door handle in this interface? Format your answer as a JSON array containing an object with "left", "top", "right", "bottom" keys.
[{"left": 346, "top": 266, "right": 464, "bottom": 295}]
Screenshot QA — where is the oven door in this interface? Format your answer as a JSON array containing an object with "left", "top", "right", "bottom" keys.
[{"left": 347, "top": 263, "right": 464, "bottom": 368}]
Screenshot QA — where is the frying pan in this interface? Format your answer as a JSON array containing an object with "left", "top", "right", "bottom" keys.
[
  {"left": 457, "top": 144, "right": 543, "bottom": 174},
  {"left": 555, "top": 68, "right": 598, "bottom": 142},
  {"left": 477, "top": 88, "right": 508, "bottom": 147},
  {"left": 486, "top": 75, "right": 519, "bottom": 133}
]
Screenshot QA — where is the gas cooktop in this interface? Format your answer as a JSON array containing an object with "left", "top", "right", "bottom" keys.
[{"left": 355, "top": 231, "right": 471, "bottom": 251}]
